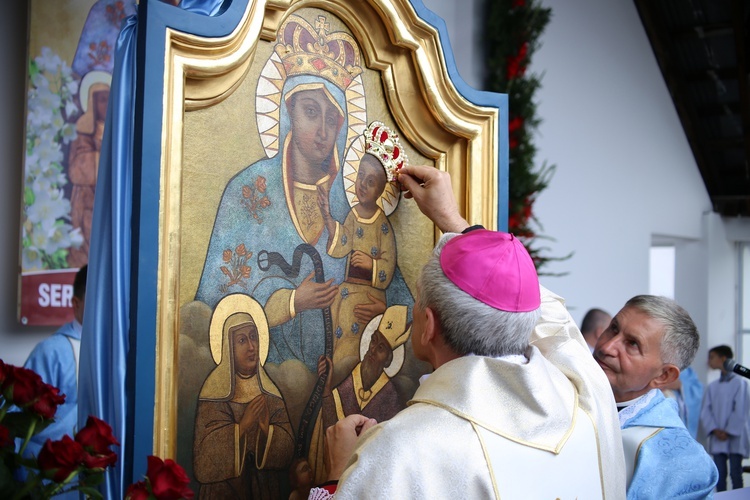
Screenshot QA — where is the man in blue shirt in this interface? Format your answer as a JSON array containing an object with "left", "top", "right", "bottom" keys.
[{"left": 22, "top": 265, "right": 87, "bottom": 476}]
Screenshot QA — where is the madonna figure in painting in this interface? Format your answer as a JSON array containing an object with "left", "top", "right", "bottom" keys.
[{"left": 194, "top": 13, "right": 412, "bottom": 373}]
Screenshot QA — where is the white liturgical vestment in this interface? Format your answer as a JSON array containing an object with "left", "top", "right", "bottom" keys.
[{"left": 332, "top": 287, "right": 625, "bottom": 499}]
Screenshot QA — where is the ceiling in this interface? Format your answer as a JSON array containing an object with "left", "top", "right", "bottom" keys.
[{"left": 634, "top": 0, "right": 749, "bottom": 218}]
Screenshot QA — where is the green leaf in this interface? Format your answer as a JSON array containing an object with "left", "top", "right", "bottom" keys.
[{"left": 78, "top": 485, "right": 104, "bottom": 499}]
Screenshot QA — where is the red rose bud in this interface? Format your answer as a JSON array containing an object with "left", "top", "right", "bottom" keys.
[
  {"left": 82, "top": 449, "right": 117, "bottom": 469},
  {"left": 29, "top": 383, "right": 66, "bottom": 420},
  {"left": 125, "top": 480, "right": 151, "bottom": 500},
  {"left": 0, "top": 424, "right": 11, "bottom": 448},
  {"left": 38, "top": 435, "right": 85, "bottom": 483},
  {"left": 147, "top": 455, "right": 194, "bottom": 500},
  {"left": 6, "top": 365, "right": 45, "bottom": 406},
  {"left": 75, "top": 416, "right": 120, "bottom": 454}
]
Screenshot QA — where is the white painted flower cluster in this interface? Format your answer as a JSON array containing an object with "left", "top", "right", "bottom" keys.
[{"left": 22, "top": 47, "right": 83, "bottom": 270}]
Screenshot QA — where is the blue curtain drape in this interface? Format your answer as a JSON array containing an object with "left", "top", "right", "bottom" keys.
[
  {"left": 77, "top": 13, "right": 136, "bottom": 499},
  {"left": 77, "top": 1, "right": 227, "bottom": 497}
]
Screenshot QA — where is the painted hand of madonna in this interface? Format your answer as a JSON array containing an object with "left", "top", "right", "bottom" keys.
[{"left": 294, "top": 271, "right": 338, "bottom": 312}]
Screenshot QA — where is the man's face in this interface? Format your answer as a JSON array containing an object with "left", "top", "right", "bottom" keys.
[
  {"left": 232, "top": 324, "right": 259, "bottom": 377},
  {"left": 72, "top": 292, "right": 85, "bottom": 325},
  {"left": 593, "top": 306, "right": 668, "bottom": 402},
  {"left": 363, "top": 330, "right": 392, "bottom": 371},
  {"left": 708, "top": 351, "right": 725, "bottom": 371}
]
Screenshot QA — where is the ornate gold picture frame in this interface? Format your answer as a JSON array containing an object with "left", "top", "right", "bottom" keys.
[{"left": 131, "top": 0, "right": 505, "bottom": 495}]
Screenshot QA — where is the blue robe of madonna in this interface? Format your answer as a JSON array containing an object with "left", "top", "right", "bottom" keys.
[
  {"left": 195, "top": 76, "right": 412, "bottom": 371},
  {"left": 621, "top": 389, "right": 718, "bottom": 500}
]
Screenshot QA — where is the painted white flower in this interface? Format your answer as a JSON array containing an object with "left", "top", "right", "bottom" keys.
[
  {"left": 61, "top": 122, "right": 77, "bottom": 144},
  {"left": 26, "top": 187, "right": 69, "bottom": 226},
  {"left": 37, "top": 47, "right": 63, "bottom": 74},
  {"left": 65, "top": 99, "right": 79, "bottom": 119},
  {"left": 68, "top": 226, "right": 83, "bottom": 248},
  {"left": 23, "top": 47, "right": 89, "bottom": 270},
  {"left": 22, "top": 246, "right": 43, "bottom": 271}
]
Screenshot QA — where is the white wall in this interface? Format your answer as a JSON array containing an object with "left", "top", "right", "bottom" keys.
[
  {"left": 423, "top": 0, "right": 750, "bottom": 382},
  {"left": 0, "top": 1, "right": 57, "bottom": 367}
]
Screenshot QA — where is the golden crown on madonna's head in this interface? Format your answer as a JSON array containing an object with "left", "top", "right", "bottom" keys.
[
  {"left": 275, "top": 15, "right": 363, "bottom": 90},
  {"left": 364, "top": 121, "right": 408, "bottom": 182}
]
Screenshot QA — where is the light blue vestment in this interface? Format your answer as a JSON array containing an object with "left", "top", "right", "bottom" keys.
[
  {"left": 20, "top": 321, "right": 81, "bottom": 500},
  {"left": 680, "top": 366, "right": 704, "bottom": 439},
  {"left": 700, "top": 373, "right": 750, "bottom": 457},
  {"left": 621, "top": 389, "right": 718, "bottom": 499}
]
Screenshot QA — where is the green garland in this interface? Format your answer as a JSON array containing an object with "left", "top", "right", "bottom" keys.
[{"left": 482, "top": 0, "right": 567, "bottom": 272}]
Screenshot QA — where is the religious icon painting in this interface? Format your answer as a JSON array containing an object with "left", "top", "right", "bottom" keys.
[{"left": 136, "top": 1, "right": 503, "bottom": 498}]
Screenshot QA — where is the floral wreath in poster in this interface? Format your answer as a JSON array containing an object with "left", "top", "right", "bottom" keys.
[{"left": 22, "top": 48, "right": 83, "bottom": 271}]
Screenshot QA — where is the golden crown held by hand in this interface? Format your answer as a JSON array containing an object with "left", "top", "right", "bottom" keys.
[
  {"left": 364, "top": 121, "right": 408, "bottom": 182},
  {"left": 275, "top": 15, "right": 363, "bottom": 90}
]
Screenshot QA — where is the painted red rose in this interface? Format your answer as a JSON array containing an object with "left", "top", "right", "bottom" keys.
[
  {"left": 125, "top": 481, "right": 151, "bottom": 500},
  {"left": 255, "top": 176, "right": 266, "bottom": 193},
  {"left": 0, "top": 424, "right": 11, "bottom": 448},
  {"left": 29, "top": 383, "right": 66, "bottom": 420},
  {"left": 37, "top": 435, "right": 85, "bottom": 483},
  {"left": 146, "top": 455, "right": 194, "bottom": 499}
]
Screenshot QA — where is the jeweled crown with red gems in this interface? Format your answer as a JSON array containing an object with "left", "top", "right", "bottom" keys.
[
  {"left": 274, "top": 15, "right": 363, "bottom": 91},
  {"left": 364, "top": 121, "right": 408, "bottom": 182}
]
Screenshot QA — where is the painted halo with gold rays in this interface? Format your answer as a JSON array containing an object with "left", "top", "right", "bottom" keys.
[
  {"left": 255, "top": 48, "right": 367, "bottom": 159},
  {"left": 209, "top": 293, "right": 270, "bottom": 366},
  {"left": 359, "top": 313, "right": 406, "bottom": 378},
  {"left": 343, "top": 134, "right": 402, "bottom": 215}
]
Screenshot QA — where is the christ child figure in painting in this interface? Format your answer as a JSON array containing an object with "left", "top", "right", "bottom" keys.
[
  {"left": 194, "top": 295, "right": 294, "bottom": 499},
  {"left": 316, "top": 122, "right": 407, "bottom": 381},
  {"left": 316, "top": 304, "right": 410, "bottom": 432}
]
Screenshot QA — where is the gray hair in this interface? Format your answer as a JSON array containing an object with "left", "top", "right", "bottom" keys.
[
  {"left": 624, "top": 295, "right": 699, "bottom": 369},
  {"left": 416, "top": 233, "right": 541, "bottom": 357}
]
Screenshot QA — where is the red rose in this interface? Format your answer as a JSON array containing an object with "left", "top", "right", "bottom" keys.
[
  {"left": 81, "top": 450, "right": 117, "bottom": 470},
  {"left": 125, "top": 481, "right": 151, "bottom": 500},
  {"left": 75, "top": 416, "right": 119, "bottom": 469},
  {"left": 255, "top": 176, "right": 267, "bottom": 193},
  {"left": 222, "top": 249, "right": 232, "bottom": 262},
  {"left": 37, "top": 435, "right": 85, "bottom": 483},
  {"left": 242, "top": 185, "right": 252, "bottom": 199},
  {"left": 0, "top": 424, "right": 11, "bottom": 448},
  {"left": 6, "top": 365, "right": 45, "bottom": 406},
  {"left": 235, "top": 244, "right": 247, "bottom": 257},
  {"left": 76, "top": 416, "right": 119, "bottom": 453},
  {"left": 259, "top": 196, "right": 271, "bottom": 208},
  {"left": 146, "top": 455, "right": 194, "bottom": 499},
  {"left": 29, "top": 383, "right": 66, "bottom": 419}
]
